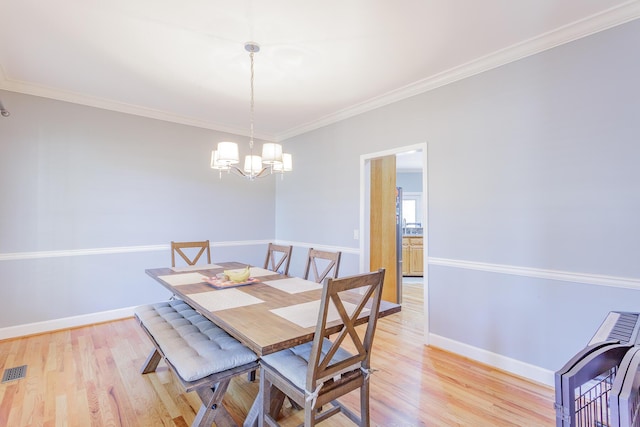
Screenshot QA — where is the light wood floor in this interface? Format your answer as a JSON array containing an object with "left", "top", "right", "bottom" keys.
[{"left": 0, "top": 282, "right": 556, "bottom": 426}]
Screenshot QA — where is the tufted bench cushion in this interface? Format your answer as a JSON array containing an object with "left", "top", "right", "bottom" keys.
[{"left": 134, "top": 300, "right": 257, "bottom": 382}]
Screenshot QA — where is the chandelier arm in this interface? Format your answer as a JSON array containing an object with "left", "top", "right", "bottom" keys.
[
  {"left": 228, "top": 165, "right": 248, "bottom": 178},
  {"left": 225, "top": 165, "right": 269, "bottom": 180},
  {"left": 255, "top": 167, "right": 271, "bottom": 178}
]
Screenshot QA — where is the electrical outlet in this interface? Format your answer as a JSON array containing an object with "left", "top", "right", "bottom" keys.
[{"left": 353, "top": 229, "right": 359, "bottom": 240}]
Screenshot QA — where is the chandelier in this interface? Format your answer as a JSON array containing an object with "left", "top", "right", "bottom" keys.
[{"left": 211, "top": 42, "right": 292, "bottom": 180}]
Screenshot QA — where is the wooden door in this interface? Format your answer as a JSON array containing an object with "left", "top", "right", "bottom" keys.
[{"left": 369, "top": 155, "right": 398, "bottom": 302}]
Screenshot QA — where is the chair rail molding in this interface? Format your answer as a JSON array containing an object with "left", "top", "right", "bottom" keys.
[
  {"left": 275, "top": 240, "right": 359, "bottom": 255},
  {"left": 429, "top": 257, "right": 640, "bottom": 291},
  {"left": 0, "top": 240, "right": 273, "bottom": 261}
]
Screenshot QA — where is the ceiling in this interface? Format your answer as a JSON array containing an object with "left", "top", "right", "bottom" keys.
[
  {"left": 396, "top": 150, "right": 423, "bottom": 172},
  {"left": 1, "top": 1, "right": 639, "bottom": 142}
]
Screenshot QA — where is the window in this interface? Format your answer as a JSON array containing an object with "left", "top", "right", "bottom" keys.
[
  {"left": 402, "top": 193, "right": 422, "bottom": 226},
  {"left": 402, "top": 199, "right": 416, "bottom": 225}
]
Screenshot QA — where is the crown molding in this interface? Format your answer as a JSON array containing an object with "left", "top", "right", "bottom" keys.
[
  {"left": 276, "top": 1, "right": 640, "bottom": 141},
  {"left": 0, "top": 65, "right": 276, "bottom": 141},
  {"left": 2, "top": 2, "right": 639, "bottom": 143}
]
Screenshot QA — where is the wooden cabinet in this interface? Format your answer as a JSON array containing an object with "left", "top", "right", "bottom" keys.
[
  {"left": 402, "top": 236, "right": 423, "bottom": 276},
  {"left": 410, "top": 241, "right": 423, "bottom": 275},
  {"left": 402, "top": 240, "right": 410, "bottom": 275}
]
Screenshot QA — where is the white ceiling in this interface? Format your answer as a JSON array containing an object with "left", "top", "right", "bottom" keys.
[
  {"left": 1, "top": 0, "right": 639, "bottom": 141},
  {"left": 396, "top": 150, "right": 423, "bottom": 171}
]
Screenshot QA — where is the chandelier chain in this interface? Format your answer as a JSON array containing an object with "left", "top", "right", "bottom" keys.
[{"left": 249, "top": 51, "right": 255, "bottom": 152}]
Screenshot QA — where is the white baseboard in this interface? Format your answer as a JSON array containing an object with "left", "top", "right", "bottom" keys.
[
  {"left": 0, "top": 307, "right": 136, "bottom": 341},
  {"left": 429, "top": 333, "right": 555, "bottom": 387}
]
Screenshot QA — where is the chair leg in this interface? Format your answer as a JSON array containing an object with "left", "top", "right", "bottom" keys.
[
  {"left": 260, "top": 369, "right": 271, "bottom": 427},
  {"left": 360, "top": 379, "right": 370, "bottom": 427},
  {"left": 244, "top": 390, "right": 261, "bottom": 427},
  {"left": 304, "top": 399, "right": 317, "bottom": 427},
  {"left": 140, "top": 349, "right": 162, "bottom": 374}
]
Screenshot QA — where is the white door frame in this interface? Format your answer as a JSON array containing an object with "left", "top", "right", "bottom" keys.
[{"left": 359, "top": 142, "right": 429, "bottom": 345}]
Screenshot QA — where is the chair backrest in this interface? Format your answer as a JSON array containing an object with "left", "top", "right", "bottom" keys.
[
  {"left": 303, "top": 248, "right": 342, "bottom": 283},
  {"left": 171, "top": 240, "right": 211, "bottom": 267},
  {"left": 306, "top": 269, "right": 385, "bottom": 390},
  {"left": 263, "top": 243, "right": 293, "bottom": 275}
]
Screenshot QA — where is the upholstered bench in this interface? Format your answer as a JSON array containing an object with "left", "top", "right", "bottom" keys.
[{"left": 135, "top": 300, "right": 259, "bottom": 427}]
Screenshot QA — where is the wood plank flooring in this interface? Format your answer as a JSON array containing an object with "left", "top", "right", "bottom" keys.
[{"left": 0, "top": 282, "right": 556, "bottom": 426}]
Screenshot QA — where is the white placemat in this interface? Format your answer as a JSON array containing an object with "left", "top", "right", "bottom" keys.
[
  {"left": 249, "top": 267, "right": 278, "bottom": 277},
  {"left": 170, "top": 263, "right": 222, "bottom": 272},
  {"left": 157, "top": 272, "right": 208, "bottom": 286},
  {"left": 270, "top": 300, "right": 368, "bottom": 329},
  {"left": 263, "top": 277, "right": 322, "bottom": 294},
  {"left": 189, "top": 289, "right": 265, "bottom": 312}
]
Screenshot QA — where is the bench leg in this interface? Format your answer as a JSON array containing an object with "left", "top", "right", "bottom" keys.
[
  {"left": 141, "top": 349, "right": 162, "bottom": 374},
  {"left": 193, "top": 380, "right": 236, "bottom": 427}
]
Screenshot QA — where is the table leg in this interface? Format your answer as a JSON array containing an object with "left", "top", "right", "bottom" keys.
[{"left": 243, "top": 368, "right": 287, "bottom": 427}]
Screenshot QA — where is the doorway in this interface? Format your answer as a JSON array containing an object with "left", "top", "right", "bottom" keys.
[{"left": 359, "top": 142, "right": 428, "bottom": 344}]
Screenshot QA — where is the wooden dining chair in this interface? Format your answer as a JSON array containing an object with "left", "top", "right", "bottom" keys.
[
  {"left": 303, "top": 248, "right": 342, "bottom": 283},
  {"left": 171, "top": 240, "right": 211, "bottom": 267},
  {"left": 264, "top": 243, "right": 293, "bottom": 275},
  {"left": 259, "top": 268, "right": 386, "bottom": 426}
]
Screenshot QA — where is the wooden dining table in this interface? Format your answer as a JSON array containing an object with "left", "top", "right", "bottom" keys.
[
  {"left": 146, "top": 261, "right": 401, "bottom": 356},
  {"left": 145, "top": 261, "right": 401, "bottom": 426}
]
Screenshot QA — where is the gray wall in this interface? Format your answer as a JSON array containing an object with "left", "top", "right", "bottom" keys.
[
  {"left": 276, "top": 19, "right": 640, "bottom": 372},
  {"left": 397, "top": 172, "right": 423, "bottom": 192},
  {"left": 2, "top": 17, "right": 639, "bottom": 379},
  {"left": 0, "top": 91, "right": 275, "bottom": 327}
]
